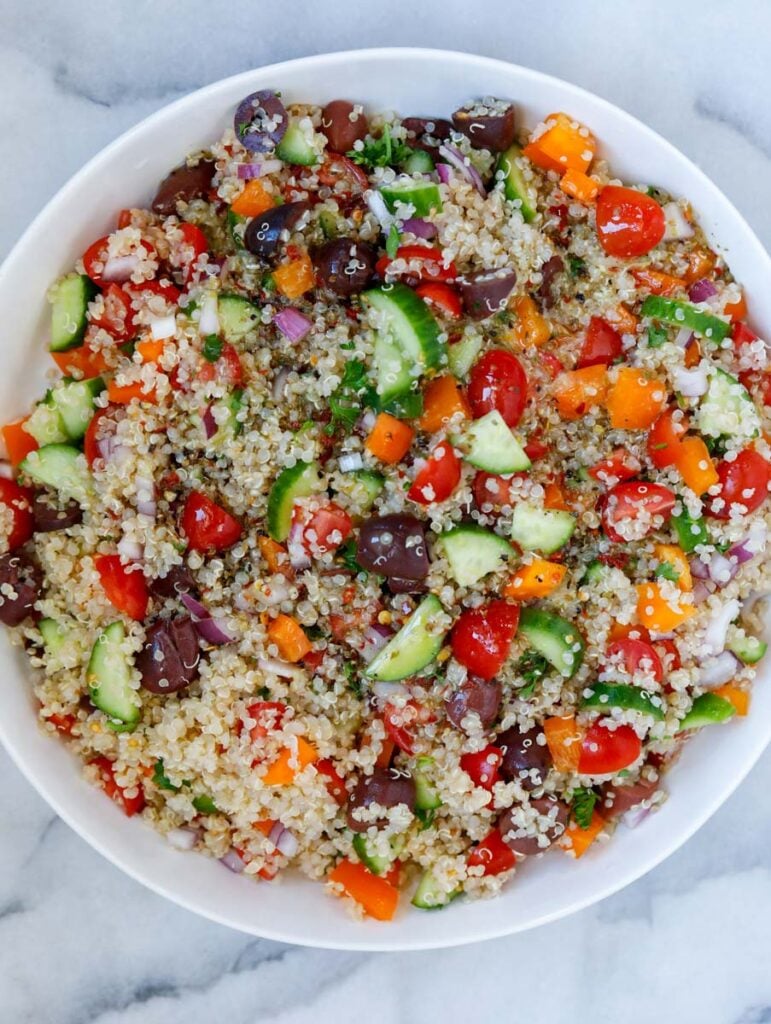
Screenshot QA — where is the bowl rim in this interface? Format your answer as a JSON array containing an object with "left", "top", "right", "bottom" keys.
[{"left": 2, "top": 46, "right": 770, "bottom": 951}]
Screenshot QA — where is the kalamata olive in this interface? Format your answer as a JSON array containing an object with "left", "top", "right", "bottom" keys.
[
  {"left": 0, "top": 553, "right": 41, "bottom": 626},
  {"left": 498, "top": 796, "right": 569, "bottom": 855},
  {"left": 451, "top": 103, "right": 516, "bottom": 152},
  {"left": 149, "top": 564, "right": 198, "bottom": 601},
  {"left": 446, "top": 676, "right": 502, "bottom": 731},
  {"left": 458, "top": 268, "right": 517, "bottom": 320},
  {"left": 152, "top": 161, "right": 216, "bottom": 216},
  {"left": 601, "top": 775, "right": 659, "bottom": 818},
  {"left": 233, "top": 90, "right": 288, "bottom": 153},
  {"left": 314, "top": 239, "right": 377, "bottom": 297},
  {"left": 536, "top": 255, "right": 564, "bottom": 310},
  {"left": 137, "top": 615, "right": 200, "bottom": 694},
  {"left": 32, "top": 493, "right": 82, "bottom": 533},
  {"left": 346, "top": 766, "right": 416, "bottom": 832},
  {"left": 402, "top": 116, "right": 454, "bottom": 153},
  {"left": 320, "top": 100, "right": 369, "bottom": 153},
  {"left": 497, "top": 724, "right": 551, "bottom": 790},
  {"left": 387, "top": 576, "right": 427, "bottom": 595},
  {"left": 356, "top": 514, "right": 429, "bottom": 580},
  {"left": 243, "top": 201, "right": 310, "bottom": 259}
]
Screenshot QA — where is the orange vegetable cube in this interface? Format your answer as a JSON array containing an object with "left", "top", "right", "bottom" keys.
[
  {"left": 653, "top": 544, "right": 693, "bottom": 592},
  {"left": 683, "top": 246, "right": 717, "bottom": 284},
  {"left": 606, "top": 367, "right": 667, "bottom": 430},
  {"left": 560, "top": 168, "right": 600, "bottom": 204},
  {"left": 504, "top": 559, "right": 567, "bottom": 600},
  {"left": 136, "top": 337, "right": 167, "bottom": 364},
  {"left": 674, "top": 436, "right": 719, "bottom": 496},
  {"left": 543, "top": 715, "right": 583, "bottom": 773},
  {"left": 630, "top": 267, "right": 686, "bottom": 297},
  {"left": 418, "top": 375, "right": 470, "bottom": 433},
  {"left": 230, "top": 179, "right": 275, "bottom": 218},
  {"left": 259, "top": 536, "right": 289, "bottom": 574},
  {"left": 543, "top": 478, "right": 571, "bottom": 511},
  {"left": 723, "top": 292, "right": 747, "bottom": 322},
  {"left": 562, "top": 809, "right": 606, "bottom": 858},
  {"left": 714, "top": 683, "right": 749, "bottom": 716},
  {"left": 605, "top": 304, "right": 640, "bottom": 336},
  {"left": 328, "top": 860, "right": 399, "bottom": 921},
  {"left": 261, "top": 736, "right": 318, "bottom": 786},
  {"left": 273, "top": 253, "right": 315, "bottom": 299},
  {"left": 107, "top": 379, "right": 158, "bottom": 405},
  {"left": 366, "top": 413, "right": 414, "bottom": 464},
  {"left": 636, "top": 582, "right": 696, "bottom": 632},
  {"left": 552, "top": 365, "right": 608, "bottom": 420},
  {"left": 523, "top": 113, "right": 596, "bottom": 174},
  {"left": 513, "top": 295, "right": 550, "bottom": 348},
  {"left": 267, "top": 613, "right": 312, "bottom": 662},
  {"left": 2, "top": 418, "right": 38, "bottom": 466}
]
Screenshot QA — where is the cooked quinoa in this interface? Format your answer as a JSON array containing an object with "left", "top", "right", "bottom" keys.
[{"left": 2, "top": 92, "right": 769, "bottom": 920}]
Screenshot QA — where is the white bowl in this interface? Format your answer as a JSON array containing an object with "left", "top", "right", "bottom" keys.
[{"left": 0, "top": 47, "right": 769, "bottom": 951}]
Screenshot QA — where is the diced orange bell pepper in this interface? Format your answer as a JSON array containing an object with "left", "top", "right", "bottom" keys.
[
  {"left": 512, "top": 295, "right": 550, "bottom": 347},
  {"left": 267, "top": 613, "right": 312, "bottom": 662},
  {"left": 504, "top": 559, "right": 567, "bottom": 600},
  {"left": 684, "top": 337, "right": 701, "bottom": 368},
  {"left": 375, "top": 737, "right": 396, "bottom": 769},
  {"left": 552, "top": 365, "right": 608, "bottom": 420},
  {"left": 559, "top": 168, "right": 600, "bottom": 204},
  {"left": 723, "top": 292, "right": 747, "bottom": 322},
  {"left": 653, "top": 543, "right": 693, "bottom": 592},
  {"left": 562, "top": 809, "right": 606, "bottom": 859},
  {"left": 366, "top": 413, "right": 414, "bottom": 464},
  {"left": 417, "top": 375, "right": 471, "bottom": 433},
  {"left": 714, "top": 683, "right": 749, "bottom": 716},
  {"left": 606, "top": 367, "right": 667, "bottom": 430},
  {"left": 2, "top": 417, "right": 38, "bottom": 466},
  {"left": 523, "top": 113, "right": 596, "bottom": 174},
  {"left": 273, "top": 253, "right": 315, "bottom": 299},
  {"left": 136, "top": 337, "right": 167, "bottom": 364},
  {"left": 259, "top": 536, "right": 289, "bottom": 574},
  {"left": 543, "top": 478, "right": 571, "bottom": 511},
  {"left": 683, "top": 246, "right": 717, "bottom": 285},
  {"left": 630, "top": 267, "right": 686, "bottom": 297},
  {"left": 107, "top": 379, "right": 158, "bottom": 404},
  {"left": 636, "top": 582, "right": 696, "bottom": 632},
  {"left": 230, "top": 179, "right": 275, "bottom": 218},
  {"left": 261, "top": 736, "right": 318, "bottom": 786},
  {"left": 543, "top": 715, "right": 583, "bottom": 773},
  {"left": 52, "top": 343, "right": 111, "bottom": 378},
  {"left": 674, "top": 435, "right": 719, "bottom": 496},
  {"left": 329, "top": 860, "right": 399, "bottom": 921},
  {"left": 605, "top": 304, "right": 640, "bottom": 336}
]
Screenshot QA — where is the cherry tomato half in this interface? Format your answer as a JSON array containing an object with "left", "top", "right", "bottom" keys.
[
  {"left": 91, "top": 756, "right": 146, "bottom": 816},
  {"left": 467, "top": 829, "right": 517, "bottom": 876},
  {"left": 173, "top": 222, "right": 209, "bottom": 282},
  {"left": 472, "top": 470, "right": 520, "bottom": 510},
  {"left": 181, "top": 490, "right": 243, "bottom": 552},
  {"left": 89, "top": 283, "right": 136, "bottom": 341},
  {"left": 595, "top": 186, "right": 666, "bottom": 259},
  {"left": 415, "top": 282, "right": 463, "bottom": 319},
  {"left": 605, "top": 638, "right": 663, "bottom": 685},
  {"left": 298, "top": 502, "right": 352, "bottom": 554},
  {"left": 708, "top": 448, "right": 771, "bottom": 520},
  {"left": 460, "top": 745, "right": 503, "bottom": 791},
  {"left": 126, "top": 278, "right": 182, "bottom": 306},
  {"left": 0, "top": 478, "right": 34, "bottom": 551},
  {"left": 383, "top": 700, "right": 432, "bottom": 756},
  {"left": 576, "top": 316, "right": 623, "bottom": 369},
  {"left": 589, "top": 448, "right": 641, "bottom": 487},
  {"left": 468, "top": 349, "right": 528, "bottom": 428},
  {"left": 578, "top": 722, "right": 642, "bottom": 775},
  {"left": 601, "top": 481, "right": 676, "bottom": 543},
  {"left": 408, "top": 441, "right": 461, "bottom": 504},
  {"left": 375, "top": 244, "right": 457, "bottom": 283},
  {"left": 94, "top": 554, "right": 149, "bottom": 621},
  {"left": 451, "top": 600, "right": 520, "bottom": 680},
  {"left": 647, "top": 408, "right": 688, "bottom": 470}
]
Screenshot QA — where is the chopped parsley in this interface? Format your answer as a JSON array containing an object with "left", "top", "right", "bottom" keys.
[
  {"left": 327, "top": 358, "right": 377, "bottom": 432},
  {"left": 654, "top": 560, "right": 680, "bottom": 582},
  {"left": 567, "top": 254, "right": 586, "bottom": 278},
  {"left": 647, "top": 323, "right": 668, "bottom": 349},
  {"left": 152, "top": 759, "right": 180, "bottom": 792},
  {"left": 344, "top": 661, "right": 362, "bottom": 698},
  {"left": 347, "top": 124, "right": 415, "bottom": 169},
  {"left": 192, "top": 794, "right": 217, "bottom": 814},
  {"left": 516, "top": 649, "right": 551, "bottom": 687},
  {"left": 202, "top": 334, "right": 223, "bottom": 362},
  {"left": 571, "top": 787, "right": 598, "bottom": 829},
  {"left": 386, "top": 223, "right": 401, "bottom": 258},
  {"left": 338, "top": 537, "right": 366, "bottom": 575}
]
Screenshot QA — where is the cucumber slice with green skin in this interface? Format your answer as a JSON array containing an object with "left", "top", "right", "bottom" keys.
[
  {"left": 20, "top": 444, "right": 92, "bottom": 504},
  {"left": 518, "top": 606, "right": 584, "bottom": 679},
  {"left": 447, "top": 332, "right": 483, "bottom": 379},
  {"left": 696, "top": 368, "right": 760, "bottom": 440},
  {"left": 24, "top": 401, "right": 68, "bottom": 446},
  {"left": 678, "top": 692, "right": 736, "bottom": 730},
  {"left": 218, "top": 294, "right": 261, "bottom": 342},
  {"left": 439, "top": 524, "right": 513, "bottom": 587},
  {"left": 39, "top": 617, "right": 69, "bottom": 656},
  {"left": 49, "top": 274, "right": 97, "bottom": 352},
  {"left": 510, "top": 502, "right": 576, "bottom": 555},
  {"left": 227, "top": 210, "right": 247, "bottom": 250},
  {"left": 727, "top": 629, "right": 767, "bottom": 664},
  {"left": 402, "top": 150, "right": 435, "bottom": 174},
  {"left": 451, "top": 410, "right": 531, "bottom": 474},
  {"left": 672, "top": 508, "right": 710, "bottom": 553},
  {"left": 192, "top": 794, "right": 218, "bottom": 814},
  {"left": 582, "top": 559, "right": 610, "bottom": 585},
  {"left": 411, "top": 869, "right": 460, "bottom": 910},
  {"left": 51, "top": 377, "right": 105, "bottom": 440},
  {"left": 275, "top": 119, "right": 321, "bottom": 166},
  {"left": 208, "top": 389, "right": 244, "bottom": 447},
  {"left": 365, "top": 594, "right": 447, "bottom": 681},
  {"left": 380, "top": 180, "right": 443, "bottom": 217},
  {"left": 641, "top": 296, "right": 731, "bottom": 344},
  {"left": 364, "top": 284, "right": 444, "bottom": 400},
  {"left": 377, "top": 390, "right": 424, "bottom": 420},
  {"left": 87, "top": 621, "right": 140, "bottom": 727},
  {"left": 318, "top": 209, "right": 340, "bottom": 240},
  {"left": 351, "top": 833, "right": 405, "bottom": 876},
  {"left": 581, "top": 682, "right": 665, "bottom": 720},
  {"left": 496, "top": 145, "right": 537, "bottom": 223},
  {"left": 414, "top": 756, "right": 442, "bottom": 811},
  {"left": 349, "top": 469, "right": 385, "bottom": 510},
  {"left": 266, "top": 460, "right": 323, "bottom": 541}
]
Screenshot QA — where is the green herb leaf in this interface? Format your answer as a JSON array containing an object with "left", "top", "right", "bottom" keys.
[
  {"left": 571, "top": 787, "right": 598, "bottom": 829},
  {"left": 347, "top": 124, "right": 415, "bottom": 169},
  {"left": 203, "top": 334, "right": 223, "bottom": 362},
  {"left": 344, "top": 661, "right": 362, "bottom": 698},
  {"left": 386, "top": 223, "right": 400, "bottom": 258},
  {"left": 152, "top": 759, "right": 180, "bottom": 792},
  {"left": 654, "top": 560, "right": 680, "bottom": 582},
  {"left": 647, "top": 323, "right": 669, "bottom": 349},
  {"left": 567, "top": 254, "right": 586, "bottom": 278},
  {"left": 517, "top": 679, "right": 538, "bottom": 699},
  {"left": 328, "top": 358, "right": 377, "bottom": 431},
  {"left": 338, "top": 537, "right": 366, "bottom": 575},
  {"left": 515, "top": 648, "right": 550, "bottom": 687},
  {"left": 192, "top": 794, "right": 217, "bottom": 814},
  {"left": 416, "top": 807, "right": 436, "bottom": 831}
]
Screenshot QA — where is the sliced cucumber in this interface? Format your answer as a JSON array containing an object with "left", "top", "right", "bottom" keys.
[
  {"left": 275, "top": 119, "right": 321, "bottom": 166},
  {"left": 696, "top": 368, "right": 760, "bottom": 440},
  {"left": 20, "top": 444, "right": 92, "bottom": 504},
  {"left": 25, "top": 401, "right": 68, "bottom": 446},
  {"left": 377, "top": 390, "right": 424, "bottom": 420},
  {"left": 380, "top": 179, "right": 442, "bottom": 217},
  {"left": 496, "top": 145, "right": 537, "bottom": 223},
  {"left": 364, "top": 284, "right": 444, "bottom": 400},
  {"left": 451, "top": 410, "right": 530, "bottom": 474},
  {"left": 439, "top": 524, "right": 513, "bottom": 587},
  {"left": 371, "top": 330, "right": 414, "bottom": 403},
  {"left": 349, "top": 469, "right": 385, "bottom": 510},
  {"left": 402, "top": 150, "right": 435, "bottom": 174},
  {"left": 39, "top": 617, "right": 69, "bottom": 656},
  {"left": 582, "top": 559, "right": 609, "bottom": 585},
  {"left": 414, "top": 756, "right": 442, "bottom": 811},
  {"left": 411, "top": 869, "right": 460, "bottom": 910},
  {"left": 49, "top": 273, "right": 97, "bottom": 352},
  {"left": 581, "top": 682, "right": 665, "bottom": 720},
  {"left": 641, "top": 296, "right": 731, "bottom": 344},
  {"left": 518, "top": 606, "right": 584, "bottom": 678},
  {"left": 87, "top": 621, "right": 140, "bottom": 727},
  {"left": 447, "top": 332, "right": 483, "bottom": 379},
  {"left": 510, "top": 502, "right": 576, "bottom": 555},
  {"left": 218, "top": 294, "right": 261, "bottom": 342},
  {"left": 365, "top": 594, "right": 447, "bottom": 681},
  {"left": 352, "top": 832, "right": 404, "bottom": 876},
  {"left": 192, "top": 794, "right": 218, "bottom": 814},
  {"left": 727, "top": 628, "right": 767, "bottom": 665},
  {"left": 678, "top": 692, "right": 736, "bottom": 730},
  {"left": 266, "top": 460, "right": 322, "bottom": 541},
  {"left": 51, "top": 377, "right": 105, "bottom": 441},
  {"left": 208, "top": 389, "right": 244, "bottom": 447},
  {"left": 672, "top": 507, "right": 710, "bottom": 553}
]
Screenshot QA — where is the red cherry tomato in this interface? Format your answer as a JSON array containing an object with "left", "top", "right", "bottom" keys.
[
  {"left": 578, "top": 722, "right": 642, "bottom": 775},
  {"left": 383, "top": 700, "right": 432, "bottom": 756},
  {"left": 595, "top": 186, "right": 666, "bottom": 258},
  {"left": 415, "top": 282, "right": 463, "bottom": 319},
  {"left": 316, "top": 758, "right": 348, "bottom": 805},
  {"left": 467, "top": 829, "right": 517, "bottom": 876},
  {"left": 472, "top": 470, "right": 520, "bottom": 510},
  {"left": 46, "top": 712, "right": 77, "bottom": 736},
  {"left": 450, "top": 600, "right": 520, "bottom": 680},
  {"left": 89, "top": 283, "right": 136, "bottom": 341},
  {"left": 181, "top": 490, "right": 242, "bottom": 552},
  {"left": 647, "top": 408, "right": 688, "bottom": 470},
  {"left": 460, "top": 745, "right": 503, "bottom": 791},
  {"left": 408, "top": 441, "right": 461, "bottom": 504},
  {"left": 576, "top": 316, "right": 623, "bottom": 369},
  {"left": 601, "top": 481, "right": 676, "bottom": 543},
  {"left": 173, "top": 222, "right": 209, "bottom": 281},
  {"left": 0, "top": 478, "right": 34, "bottom": 551},
  {"left": 317, "top": 153, "right": 370, "bottom": 192},
  {"left": 653, "top": 638, "right": 681, "bottom": 673},
  {"left": 605, "top": 638, "right": 663, "bottom": 684},
  {"left": 708, "top": 448, "right": 771, "bottom": 519},
  {"left": 94, "top": 554, "right": 149, "bottom": 621},
  {"left": 90, "top": 756, "right": 146, "bottom": 816},
  {"left": 524, "top": 435, "right": 549, "bottom": 461},
  {"left": 539, "top": 352, "right": 565, "bottom": 380},
  {"left": 126, "top": 278, "right": 181, "bottom": 306},
  {"left": 375, "top": 244, "right": 457, "bottom": 283},
  {"left": 589, "top": 448, "right": 641, "bottom": 487},
  {"left": 198, "top": 342, "right": 244, "bottom": 387},
  {"left": 468, "top": 349, "right": 528, "bottom": 428},
  {"left": 82, "top": 236, "right": 112, "bottom": 285},
  {"left": 298, "top": 502, "right": 352, "bottom": 553},
  {"left": 244, "top": 701, "right": 287, "bottom": 742}
]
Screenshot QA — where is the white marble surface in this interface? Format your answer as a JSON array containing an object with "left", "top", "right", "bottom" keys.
[{"left": 2, "top": 2, "right": 771, "bottom": 1020}]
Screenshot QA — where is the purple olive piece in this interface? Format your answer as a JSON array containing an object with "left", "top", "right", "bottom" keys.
[
  {"left": 536, "top": 255, "right": 564, "bottom": 310},
  {"left": 401, "top": 116, "right": 454, "bottom": 154},
  {"left": 32, "top": 493, "right": 82, "bottom": 533},
  {"left": 149, "top": 564, "right": 198, "bottom": 601},
  {"left": 601, "top": 776, "right": 659, "bottom": 818},
  {"left": 497, "top": 725, "right": 552, "bottom": 791},
  {"left": 320, "top": 100, "right": 369, "bottom": 154},
  {"left": 152, "top": 161, "right": 216, "bottom": 216},
  {"left": 243, "top": 202, "right": 310, "bottom": 259},
  {"left": 356, "top": 514, "right": 429, "bottom": 581},
  {"left": 498, "top": 796, "right": 569, "bottom": 855},
  {"left": 0, "top": 553, "right": 41, "bottom": 627},
  {"left": 137, "top": 616, "right": 200, "bottom": 694},
  {"left": 346, "top": 766, "right": 417, "bottom": 832},
  {"left": 314, "top": 239, "right": 377, "bottom": 297},
  {"left": 234, "top": 90, "right": 289, "bottom": 153},
  {"left": 446, "top": 676, "right": 502, "bottom": 732},
  {"left": 451, "top": 103, "right": 516, "bottom": 152},
  {"left": 387, "top": 576, "right": 427, "bottom": 595},
  {"left": 458, "top": 268, "right": 517, "bottom": 320}
]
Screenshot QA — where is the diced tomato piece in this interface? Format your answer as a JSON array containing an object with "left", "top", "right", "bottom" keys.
[
  {"left": 415, "top": 282, "right": 463, "bottom": 319},
  {"left": 0, "top": 478, "right": 34, "bottom": 550},
  {"left": 472, "top": 470, "right": 520, "bottom": 510},
  {"left": 244, "top": 701, "right": 288, "bottom": 742},
  {"left": 589, "top": 448, "right": 641, "bottom": 487},
  {"left": 316, "top": 758, "right": 348, "bottom": 805},
  {"left": 297, "top": 502, "right": 352, "bottom": 554},
  {"left": 407, "top": 441, "right": 461, "bottom": 504},
  {"left": 450, "top": 600, "right": 520, "bottom": 680},
  {"left": 382, "top": 700, "right": 432, "bottom": 756},
  {"left": 181, "top": 490, "right": 243, "bottom": 552},
  {"left": 46, "top": 712, "right": 77, "bottom": 736},
  {"left": 576, "top": 316, "right": 623, "bottom": 369},
  {"left": 539, "top": 352, "right": 565, "bottom": 380},
  {"left": 524, "top": 435, "right": 549, "bottom": 461},
  {"left": 605, "top": 638, "right": 663, "bottom": 684},
  {"left": 578, "top": 722, "right": 642, "bottom": 774},
  {"left": 467, "top": 829, "right": 517, "bottom": 876},
  {"left": 94, "top": 554, "right": 149, "bottom": 621},
  {"left": 707, "top": 448, "right": 771, "bottom": 520},
  {"left": 600, "top": 481, "right": 676, "bottom": 543},
  {"left": 460, "top": 745, "right": 503, "bottom": 791},
  {"left": 376, "top": 244, "right": 457, "bottom": 283},
  {"left": 126, "top": 278, "right": 181, "bottom": 305},
  {"left": 653, "top": 638, "right": 681, "bottom": 673},
  {"left": 89, "top": 283, "right": 136, "bottom": 341},
  {"left": 468, "top": 349, "right": 529, "bottom": 428},
  {"left": 173, "top": 222, "right": 209, "bottom": 281},
  {"left": 91, "top": 756, "right": 145, "bottom": 816},
  {"left": 198, "top": 342, "right": 244, "bottom": 387},
  {"left": 595, "top": 186, "right": 666, "bottom": 258},
  {"left": 647, "top": 408, "right": 688, "bottom": 469}
]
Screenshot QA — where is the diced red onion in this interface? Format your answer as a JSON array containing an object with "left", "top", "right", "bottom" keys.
[
  {"left": 438, "top": 144, "right": 486, "bottom": 196},
  {"left": 257, "top": 656, "right": 303, "bottom": 679},
  {"left": 688, "top": 278, "right": 718, "bottom": 303},
  {"left": 272, "top": 366, "right": 291, "bottom": 402},
  {"left": 356, "top": 409, "right": 377, "bottom": 436},
  {"left": 690, "top": 556, "right": 710, "bottom": 580},
  {"left": 202, "top": 405, "right": 218, "bottom": 440},
  {"left": 287, "top": 518, "right": 311, "bottom": 571},
  {"left": 180, "top": 592, "right": 236, "bottom": 645},
  {"left": 102, "top": 254, "right": 139, "bottom": 283},
  {"left": 674, "top": 328, "right": 693, "bottom": 348},
  {"left": 703, "top": 597, "right": 740, "bottom": 654},
  {"left": 366, "top": 190, "right": 396, "bottom": 232},
  {"left": 274, "top": 307, "right": 312, "bottom": 343},
  {"left": 401, "top": 217, "right": 437, "bottom": 239},
  {"left": 199, "top": 292, "right": 220, "bottom": 336},
  {"left": 621, "top": 804, "right": 651, "bottom": 829},
  {"left": 276, "top": 827, "right": 298, "bottom": 858},
  {"left": 339, "top": 452, "right": 364, "bottom": 473},
  {"left": 662, "top": 202, "right": 694, "bottom": 242},
  {"left": 372, "top": 680, "right": 409, "bottom": 701},
  {"left": 150, "top": 315, "right": 177, "bottom": 340},
  {"left": 237, "top": 160, "right": 282, "bottom": 179},
  {"left": 673, "top": 365, "right": 708, "bottom": 397},
  {"left": 708, "top": 552, "right": 738, "bottom": 586},
  {"left": 729, "top": 521, "right": 767, "bottom": 564},
  {"left": 698, "top": 650, "right": 739, "bottom": 688},
  {"left": 167, "top": 827, "right": 200, "bottom": 851},
  {"left": 220, "top": 848, "right": 246, "bottom": 873},
  {"left": 117, "top": 537, "right": 144, "bottom": 563},
  {"left": 135, "top": 476, "right": 157, "bottom": 517},
  {"left": 437, "top": 163, "right": 452, "bottom": 185},
  {"left": 692, "top": 579, "right": 716, "bottom": 605},
  {"left": 361, "top": 624, "right": 393, "bottom": 663}
]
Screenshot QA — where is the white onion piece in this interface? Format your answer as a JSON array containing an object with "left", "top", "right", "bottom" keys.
[
  {"left": 662, "top": 202, "right": 694, "bottom": 241},
  {"left": 372, "top": 680, "right": 409, "bottom": 701},
  {"left": 257, "top": 656, "right": 303, "bottom": 679},
  {"left": 272, "top": 366, "right": 291, "bottom": 403},
  {"left": 365, "top": 189, "right": 396, "bottom": 232},
  {"left": 276, "top": 827, "right": 298, "bottom": 858},
  {"left": 708, "top": 552, "right": 738, "bottom": 586},
  {"left": 703, "top": 597, "right": 740, "bottom": 654},
  {"left": 166, "top": 827, "right": 200, "bottom": 851},
  {"left": 339, "top": 452, "right": 364, "bottom": 473},
  {"left": 102, "top": 254, "right": 139, "bottom": 283},
  {"left": 198, "top": 292, "right": 220, "bottom": 336},
  {"left": 220, "top": 849, "right": 246, "bottom": 873},
  {"left": 117, "top": 537, "right": 144, "bottom": 562},
  {"left": 258, "top": 579, "right": 291, "bottom": 607},
  {"left": 698, "top": 650, "right": 739, "bottom": 688},
  {"left": 621, "top": 805, "right": 651, "bottom": 829},
  {"left": 673, "top": 365, "right": 708, "bottom": 397},
  {"left": 674, "top": 327, "right": 693, "bottom": 347},
  {"left": 150, "top": 315, "right": 177, "bottom": 340}
]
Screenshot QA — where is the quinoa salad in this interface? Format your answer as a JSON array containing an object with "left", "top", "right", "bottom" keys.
[{"left": 1, "top": 90, "right": 769, "bottom": 921}]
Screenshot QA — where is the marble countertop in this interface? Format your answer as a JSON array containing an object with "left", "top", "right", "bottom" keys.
[{"left": 2, "top": 2, "right": 771, "bottom": 1021}]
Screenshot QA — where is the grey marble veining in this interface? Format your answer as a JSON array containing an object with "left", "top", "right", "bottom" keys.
[{"left": 2, "top": 2, "right": 771, "bottom": 1020}]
